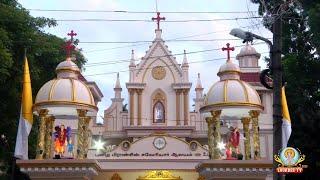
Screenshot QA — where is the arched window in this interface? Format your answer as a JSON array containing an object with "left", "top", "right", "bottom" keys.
[{"left": 153, "top": 101, "right": 165, "bottom": 123}]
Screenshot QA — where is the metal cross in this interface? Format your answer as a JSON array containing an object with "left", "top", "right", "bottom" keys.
[
  {"left": 222, "top": 43, "right": 235, "bottom": 60},
  {"left": 64, "top": 40, "right": 75, "bottom": 58},
  {"left": 152, "top": 12, "right": 165, "bottom": 30},
  {"left": 67, "top": 30, "right": 77, "bottom": 42}
]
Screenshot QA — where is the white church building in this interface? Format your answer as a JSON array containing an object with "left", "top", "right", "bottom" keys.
[{"left": 17, "top": 21, "right": 273, "bottom": 180}]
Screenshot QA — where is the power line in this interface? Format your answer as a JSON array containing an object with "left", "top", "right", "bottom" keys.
[
  {"left": 27, "top": 9, "right": 258, "bottom": 14},
  {"left": 83, "top": 51, "right": 269, "bottom": 77},
  {"left": 79, "top": 38, "right": 252, "bottom": 44},
  {"left": 83, "top": 24, "right": 264, "bottom": 53},
  {"left": 54, "top": 17, "right": 262, "bottom": 22},
  {"left": 83, "top": 42, "right": 266, "bottom": 67}
]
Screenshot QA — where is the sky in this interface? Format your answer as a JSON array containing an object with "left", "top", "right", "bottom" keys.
[{"left": 18, "top": 0, "right": 272, "bottom": 122}]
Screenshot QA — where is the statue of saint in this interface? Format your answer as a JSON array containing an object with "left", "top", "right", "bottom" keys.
[
  {"left": 54, "top": 125, "right": 72, "bottom": 157},
  {"left": 226, "top": 127, "right": 240, "bottom": 159},
  {"left": 154, "top": 102, "right": 164, "bottom": 123}
]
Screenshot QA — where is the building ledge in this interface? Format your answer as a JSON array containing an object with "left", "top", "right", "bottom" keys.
[
  {"left": 17, "top": 159, "right": 101, "bottom": 180},
  {"left": 196, "top": 160, "right": 273, "bottom": 179}
]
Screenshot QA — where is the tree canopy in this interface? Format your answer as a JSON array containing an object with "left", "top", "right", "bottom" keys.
[
  {"left": 252, "top": 0, "right": 320, "bottom": 178},
  {"left": 0, "top": 0, "right": 86, "bottom": 178}
]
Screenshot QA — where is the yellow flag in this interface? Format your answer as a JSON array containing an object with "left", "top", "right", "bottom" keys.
[
  {"left": 281, "top": 87, "right": 291, "bottom": 148},
  {"left": 15, "top": 55, "right": 33, "bottom": 159}
]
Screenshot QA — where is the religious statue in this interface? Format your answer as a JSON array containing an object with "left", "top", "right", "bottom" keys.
[
  {"left": 54, "top": 125, "right": 72, "bottom": 157},
  {"left": 154, "top": 102, "right": 164, "bottom": 123},
  {"left": 226, "top": 127, "right": 241, "bottom": 160}
]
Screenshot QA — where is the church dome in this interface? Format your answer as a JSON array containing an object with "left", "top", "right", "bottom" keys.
[
  {"left": 200, "top": 45, "right": 262, "bottom": 116},
  {"left": 56, "top": 57, "right": 80, "bottom": 73},
  {"left": 33, "top": 58, "right": 97, "bottom": 115},
  {"left": 236, "top": 43, "right": 261, "bottom": 60},
  {"left": 202, "top": 79, "right": 262, "bottom": 112}
]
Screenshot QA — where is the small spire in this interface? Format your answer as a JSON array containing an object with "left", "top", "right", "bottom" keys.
[
  {"left": 196, "top": 73, "right": 203, "bottom": 89},
  {"left": 182, "top": 50, "right": 188, "bottom": 66},
  {"left": 130, "top": 50, "right": 135, "bottom": 66},
  {"left": 115, "top": 72, "right": 121, "bottom": 89}
]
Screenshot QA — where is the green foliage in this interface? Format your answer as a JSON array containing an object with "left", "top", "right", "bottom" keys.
[
  {"left": 0, "top": 0, "right": 86, "bottom": 178},
  {"left": 252, "top": 0, "right": 320, "bottom": 178}
]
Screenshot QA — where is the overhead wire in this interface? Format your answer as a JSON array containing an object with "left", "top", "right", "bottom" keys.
[
  {"left": 83, "top": 42, "right": 267, "bottom": 67},
  {"left": 83, "top": 51, "right": 269, "bottom": 77},
  {"left": 27, "top": 9, "right": 258, "bottom": 14},
  {"left": 52, "top": 17, "right": 262, "bottom": 22},
  {"left": 83, "top": 23, "right": 264, "bottom": 53}
]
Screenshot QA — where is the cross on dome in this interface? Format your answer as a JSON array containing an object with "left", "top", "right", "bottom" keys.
[
  {"left": 222, "top": 43, "right": 235, "bottom": 61},
  {"left": 67, "top": 30, "right": 77, "bottom": 42},
  {"left": 152, "top": 12, "right": 165, "bottom": 30},
  {"left": 64, "top": 40, "right": 75, "bottom": 59}
]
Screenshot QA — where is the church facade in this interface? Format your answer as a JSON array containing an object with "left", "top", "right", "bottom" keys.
[
  {"left": 86, "top": 28, "right": 273, "bottom": 179},
  {"left": 17, "top": 15, "right": 273, "bottom": 180}
]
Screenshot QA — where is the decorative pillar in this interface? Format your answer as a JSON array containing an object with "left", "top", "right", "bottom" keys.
[
  {"left": 83, "top": 116, "right": 91, "bottom": 158},
  {"left": 206, "top": 117, "right": 214, "bottom": 159},
  {"left": 250, "top": 110, "right": 261, "bottom": 159},
  {"left": 241, "top": 117, "right": 251, "bottom": 160},
  {"left": 137, "top": 89, "right": 142, "bottom": 126},
  {"left": 175, "top": 89, "right": 181, "bottom": 125},
  {"left": 44, "top": 116, "right": 55, "bottom": 159},
  {"left": 77, "top": 109, "right": 87, "bottom": 159},
  {"left": 205, "top": 110, "right": 222, "bottom": 160},
  {"left": 183, "top": 89, "right": 189, "bottom": 125},
  {"left": 129, "top": 89, "right": 135, "bottom": 126},
  {"left": 36, "top": 109, "right": 48, "bottom": 160},
  {"left": 212, "top": 110, "right": 222, "bottom": 159}
]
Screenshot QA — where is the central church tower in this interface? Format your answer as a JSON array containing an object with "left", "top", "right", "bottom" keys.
[{"left": 126, "top": 20, "right": 192, "bottom": 127}]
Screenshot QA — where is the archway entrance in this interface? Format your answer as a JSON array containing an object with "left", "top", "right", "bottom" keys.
[{"left": 137, "top": 170, "right": 182, "bottom": 180}]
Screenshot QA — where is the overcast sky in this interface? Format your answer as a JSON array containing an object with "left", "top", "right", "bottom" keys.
[{"left": 18, "top": 0, "right": 272, "bottom": 121}]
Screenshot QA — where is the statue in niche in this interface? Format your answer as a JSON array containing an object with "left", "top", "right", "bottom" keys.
[
  {"left": 154, "top": 101, "right": 165, "bottom": 123},
  {"left": 226, "top": 127, "right": 241, "bottom": 160},
  {"left": 54, "top": 124, "right": 72, "bottom": 158}
]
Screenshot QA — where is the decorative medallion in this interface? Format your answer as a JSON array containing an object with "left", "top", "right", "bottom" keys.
[
  {"left": 137, "top": 170, "right": 182, "bottom": 180},
  {"left": 121, "top": 141, "right": 131, "bottom": 151},
  {"left": 152, "top": 66, "right": 166, "bottom": 80},
  {"left": 189, "top": 141, "right": 198, "bottom": 151},
  {"left": 153, "top": 137, "right": 166, "bottom": 150}
]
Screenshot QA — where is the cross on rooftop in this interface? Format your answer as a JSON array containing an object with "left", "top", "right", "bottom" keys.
[
  {"left": 152, "top": 12, "right": 165, "bottom": 30},
  {"left": 222, "top": 43, "right": 235, "bottom": 60},
  {"left": 67, "top": 30, "right": 77, "bottom": 42},
  {"left": 64, "top": 40, "right": 75, "bottom": 59}
]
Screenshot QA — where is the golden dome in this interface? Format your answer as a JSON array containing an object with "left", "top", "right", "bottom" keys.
[
  {"left": 33, "top": 58, "right": 97, "bottom": 115},
  {"left": 202, "top": 79, "right": 262, "bottom": 112},
  {"left": 200, "top": 57, "right": 262, "bottom": 115}
]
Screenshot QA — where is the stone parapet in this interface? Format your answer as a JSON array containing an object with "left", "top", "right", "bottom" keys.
[{"left": 17, "top": 159, "right": 100, "bottom": 180}]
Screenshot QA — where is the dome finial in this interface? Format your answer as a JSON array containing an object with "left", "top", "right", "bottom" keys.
[
  {"left": 130, "top": 50, "right": 135, "bottom": 66},
  {"left": 182, "top": 50, "right": 188, "bottom": 65},
  {"left": 222, "top": 43, "right": 235, "bottom": 62},
  {"left": 196, "top": 73, "right": 203, "bottom": 89},
  {"left": 115, "top": 72, "right": 121, "bottom": 89}
]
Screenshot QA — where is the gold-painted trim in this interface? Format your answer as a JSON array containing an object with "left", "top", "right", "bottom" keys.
[
  {"left": 80, "top": 80, "right": 95, "bottom": 105},
  {"left": 201, "top": 101, "right": 263, "bottom": 111},
  {"left": 48, "top": 79, "right": 58, "bottom": 101},
  {"left": 33, "top": 101, "right": 98, "bottom": 111},
  {"left": 70, "top": 79, "right": 75, "bottom": 101},
  {"left": 142, "top": 58, "right": 176, "bottom": 83},
  {"left": 223, "top": 80, "right": 228, "bottom": 102},
  {"left": 217, "top": 70, "right": 241, "bottom": 76},
  {"left": 238, "top": 80, "right": 249, "bottom": 102},
  {"left": 55, "top": 67, "right": 80, "bottom": 73}
]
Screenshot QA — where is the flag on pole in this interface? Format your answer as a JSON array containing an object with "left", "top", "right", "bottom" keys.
[
  {"left": 281, "top": 87, "right": 291, "bottom": 148},
  {"left": 14, "top": 54, "right": 33, "bottom": 159}
]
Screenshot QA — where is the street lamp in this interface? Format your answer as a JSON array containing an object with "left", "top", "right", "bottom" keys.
[{"left": 230, "top": 28, "right": 283, "bottom": 179}]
